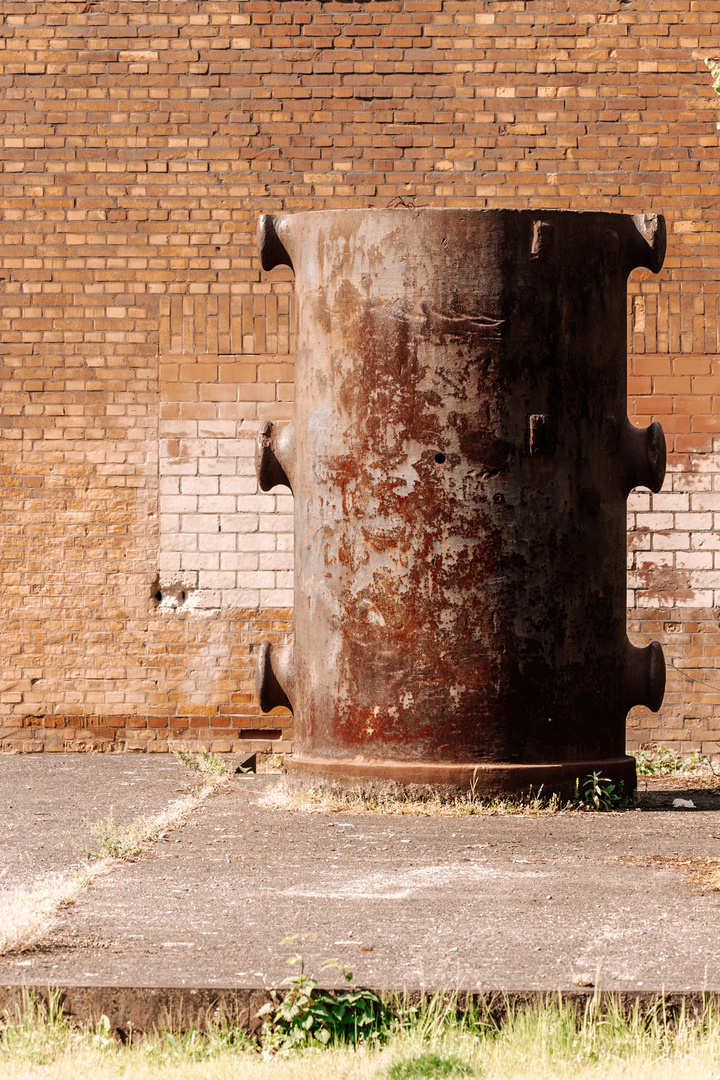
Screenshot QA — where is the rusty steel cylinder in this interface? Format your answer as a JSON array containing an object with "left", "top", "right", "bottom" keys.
[{"left": 255, "top": 208, "right": 667, "bottom": 796}]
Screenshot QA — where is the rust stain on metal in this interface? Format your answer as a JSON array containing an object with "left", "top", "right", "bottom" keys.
[{"left": 255, "top": 209, "right": 668, "bottom": 796}]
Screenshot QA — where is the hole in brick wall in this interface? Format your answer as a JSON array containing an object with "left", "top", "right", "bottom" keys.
[
  {"left": 152, "top": 575, "right": 198, "bottom": 610},
  {"left": 239, "top": 729, "right": 283, "bottom": 741}
]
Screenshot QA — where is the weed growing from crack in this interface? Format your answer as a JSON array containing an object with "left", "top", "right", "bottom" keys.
[
  {"left": 581, "top": 773, "right": 633, "bottom": 812},
  {"left": 174, "top": 747, "right": 231, "bottom": 779},
  {"left": 75, "top": 809, "right": 149, "bottom": 860},
  {"left": 258, "top": 936, "right": 390, "bottom": 1054}
]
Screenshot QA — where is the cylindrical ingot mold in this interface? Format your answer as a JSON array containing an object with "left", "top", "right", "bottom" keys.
[{"left": 255, "top": 209, "right": 667, "bottom": 796}]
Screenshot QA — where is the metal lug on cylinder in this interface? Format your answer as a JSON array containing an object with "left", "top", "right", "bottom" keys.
[
  {"left": 624, "top": 639, "right": 666, "bottom": 713},
  {"left": 256, "top": 642, "right": 295, "bottom": 714},
  {"left": 530, "top": 219, "right": 553, "bottom": 259},
  {"left": 256, "top": 420, "right": 294, "bottom": 492},
  {"left": 619, "top": 417, "right": 666, "bottom": 496},
  {"left": 627, "top": 213, "right": 667, "bottom": 274},
  {"left": 256, "top": 213, "right": 293, "bottom": 272}
]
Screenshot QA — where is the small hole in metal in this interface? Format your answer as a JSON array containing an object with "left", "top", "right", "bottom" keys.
[{"left": 435, "top": 453, "right": 446, "bottom": 464}]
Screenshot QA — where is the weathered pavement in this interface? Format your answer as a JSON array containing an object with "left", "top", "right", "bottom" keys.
[{"left": 2, "top": 755, "right": 720, "bottom": 993}]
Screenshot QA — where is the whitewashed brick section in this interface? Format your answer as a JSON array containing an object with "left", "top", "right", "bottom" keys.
[
  {"left": 627, "top": 443, "right": 720, "bottom": 610},
  {"left": 158, "top": 419, "right": 294, "bottom": 610},
  {"left": 159, "top": 419, "right": 719, "bottom": 615}
]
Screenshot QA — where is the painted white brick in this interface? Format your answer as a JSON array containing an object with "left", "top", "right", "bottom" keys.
[
  {"left": 676, "top": 591, "right": 714, "bottom": 606},
  {"left": 224, "top": 589, "right": 261, "bottom": 607},
  {"left": 635, "top": 513, "right": 674, "bottom": 531},
  {"left": 182, "top": 476, "right": 219, "bottom": 495},
  {"left": 635, "top": 593, "right": 664, "bottom": 608},
  {"left": 199, "top": 495, "right": 236, "bottom": 513},
  {"left": 220, "top": 552, "right": 259, "bottom": 571},
  {"left": 159, "top": 513, "right": 180, "bottom": 533},
  {"left": 183, "top": 438, "right": 218, "bottom": 458},
  {"left": 158, "top": 406, "right": 720, "bottom": 615},
  {"left": 652, "top": 493, "right": 689, "bottom": 512},
  {"left": 691, "top": 493, "right": 720, "bottom": 512},
  {"left": 675, "top": 512, "right": 713, "bottom": 531},
  {"left": 635, "top": 551, "right": 673, "bottom": 570},
  {"left": 677, "top": 551, "right": 713, "bottom": 569},
  {"left": 198, "top": 533, "right": 236, "bottom": 552},
  {"left": 652, "top": 532, "right": 689, "bottom": 550},
  {"left": 193, "top": 591, "right": 223, "bottom": 609},
  {"left": 680, "top": 472, "right": 712, "bottom": 491},
  {"left": 161, "top": 534, "right": 197, "bottom": 553},
  {"left": 180, "top": 513, "right": 219, "bottom": 533},
  {"left": 693, "top": 453, "right": 720, "bottom": 472},
  {"left": 690, "top": 571, "right": 720, "bottom": 589},
  {"left": 237, "top": 533, "right": 276, "bottom": 552},
  {"left": 693, "top": 532, "right": 720, "bottom": 550},
  {"left": 198, "top": 420, "right": 237, "bottom": 438},
  {"left": 182, "top": 552, "right": 219, "bottom": 571},
  {"left": 260, "top": 589, "right": 294, "bottom": 606},
  {"left": 161, "top": 421, "right": 198, "bottom": 438},
  {"left": 199, "top": 571, "right": 237, "bottom": 589},
  {"left": 162, "top": 459, "right": 197, "bottom": 476},
  {"left": 627, "top": 492, "right": 651, "bottom": 512},
  {"left": 219, "top": 514, "right": 260, "bottom": 533},
  {"left": 220, "top": 476, "right": 259, "bottom": 495},
  {"left": 259, "top": 552, "right": 294, "bottom": 571},
  {"left": 260, "top": 513, "right": 294, "bottom": 533},
  {"left": 199, "top": 458, "right": 236, "bottom": 475},
  {"left": 163, "top": 495, "right": 197, "bottom": 513},
  {"left": 237, "top": 570, "right": 275, "bottom": 589},
  {"left": 157, "top": 552, "right": 182, "bottom": 573}
]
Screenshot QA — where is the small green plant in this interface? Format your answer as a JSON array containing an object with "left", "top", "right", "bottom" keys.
[
  {"left": 263, "top": 752, "right": 285, "bottom": 771},
  {"left": 174, "top": 747, "right": 231, "bottom": 778},
  {"left": 385, "top": 1050, "right": 474, "bottom": 1079},
  {"left": 75, "top": 808, "right": 148, "bottom": 860},
  {"left": 258, "top": 934, "right": 390, "bottom": 1052},
  {"left": 633, "top": 744, "right": 715, "bottom": 777},
  {"left": 582, "top": 772, "right": 631, "bottom": 811}
]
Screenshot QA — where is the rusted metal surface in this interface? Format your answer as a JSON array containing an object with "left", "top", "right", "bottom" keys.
[{"left": 255, "top": 209, "right": 667, "bottom": 796}]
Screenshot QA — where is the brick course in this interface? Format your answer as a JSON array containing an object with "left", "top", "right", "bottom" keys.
[{"left": 1, "top": 0, "right": 719, "bottom": 755}]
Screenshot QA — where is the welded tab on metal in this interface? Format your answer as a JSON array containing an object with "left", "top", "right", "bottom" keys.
[
  {"left": 255, "top": 208, "right": 668, "bottom": 798},
  {"left": 256, "top": 420, "right": 294, "bottom": 493}
]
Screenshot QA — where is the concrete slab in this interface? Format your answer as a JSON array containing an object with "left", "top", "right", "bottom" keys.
[
  {"left": 1, "top": 758, "right": 720, "bottom": 993},
  {"left": 0, "top": 755, "right": 202, "bottom": 890}
]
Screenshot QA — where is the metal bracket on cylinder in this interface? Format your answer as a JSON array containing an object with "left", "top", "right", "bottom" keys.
[
  {"left": 256, "top": 420, "right": 294, "bottom": 493},
  {"left": 256, "top": 642, "right": 295, "bottom": 714},
  {"left": 626, "top": 213, "right": 667, "bottom": 274},
  {"left": 257, "top": 214, "right": 293, "bottom": 272},
  {"left": 619, "top": 417, "right": 666, "bottom": 497},
  {"left": 624, "top": 639, "right": 665, "bottom": 714}
]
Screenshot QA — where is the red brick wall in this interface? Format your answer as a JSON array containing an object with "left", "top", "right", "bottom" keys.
[{"left": 1, "top": 1, "right": 718, "bottom": 755}]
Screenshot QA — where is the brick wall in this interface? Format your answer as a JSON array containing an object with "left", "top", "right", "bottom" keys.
[{"left": 1, "top": 0, "right": 719, "bottom": 755}]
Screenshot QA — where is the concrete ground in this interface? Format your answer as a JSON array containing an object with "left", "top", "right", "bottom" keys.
[{"left": 2, "top": 755, "right": 720, "bottom": 993}]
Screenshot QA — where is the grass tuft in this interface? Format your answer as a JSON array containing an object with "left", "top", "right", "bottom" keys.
[
  {"left": 4, "top": 990, "right": 720, "bottom": 1078},
  {"left": 258, "top": 779, "right": 629, "bottom": 818}
]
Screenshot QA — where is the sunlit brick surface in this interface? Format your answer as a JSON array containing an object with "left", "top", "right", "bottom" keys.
[{"left": 1, "top": 1, "right": 719, "bottom": 753}]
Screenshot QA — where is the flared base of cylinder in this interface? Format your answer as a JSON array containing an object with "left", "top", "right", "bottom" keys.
[{"left": 284, "top": 754, "right": 637, "bottom": 800}]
